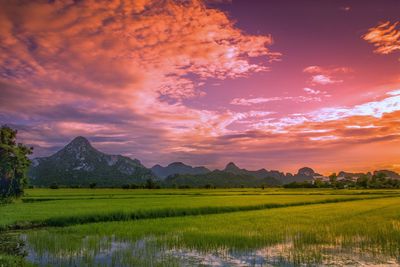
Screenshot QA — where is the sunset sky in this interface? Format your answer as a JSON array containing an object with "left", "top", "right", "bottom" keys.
[{"left": 1, "top": 0, "right": 400, "bottom": 174}]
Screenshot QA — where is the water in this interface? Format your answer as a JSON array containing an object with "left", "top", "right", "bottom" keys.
[{"left": 20, "top": 234, "right": 400, "bottom": 266}]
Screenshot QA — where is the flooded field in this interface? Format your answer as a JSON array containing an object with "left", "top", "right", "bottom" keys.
[
  {"left": 21, "top": 234, "right": 400, "bottom": 266},
  {"left": 1, "top": 189, "right": 400, "bottom": 266}
]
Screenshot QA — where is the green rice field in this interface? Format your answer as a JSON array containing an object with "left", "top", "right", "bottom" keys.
[{"left": 1, "top": 188, "right": 400, "bottom": 266}]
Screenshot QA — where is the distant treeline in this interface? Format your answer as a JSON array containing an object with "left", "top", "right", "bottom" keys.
[
  {"left": 33, "top": 172, "right": 400, "bottom": 190},
  {"left": 284, "top": 173, "right": 400, "bottom": 189},
  {"left": 34, "top": 171, "right": 282, "bottom": 189}
]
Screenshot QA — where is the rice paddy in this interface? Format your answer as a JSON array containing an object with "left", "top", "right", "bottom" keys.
[{"left": 1, "top": 188, "right": 399, "bottom": 266}]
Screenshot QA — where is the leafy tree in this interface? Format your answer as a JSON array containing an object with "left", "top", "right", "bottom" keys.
[
  {"left": 145, "top": 178, "right": 158, "bottom": 189},
  {"left": 49, "top": 182, "right": 59, "bottom": 189},
  {"left": 356, "top": 175, "right": 369, "bottom": 188},
  {"left": 129, "top": 183, "right": 139, "bottom": 189},
  {"left": 329, "top": 173, "right": 337, "bottom": 185},
  {"left": 121, "top": 184, "right": 130, "bottom": 189},
  {"left": 0, "top": 126, "right": 32, "bottom": 200},
  {"left": 204, "top": 184, "right": 212, "bottom": 189}
]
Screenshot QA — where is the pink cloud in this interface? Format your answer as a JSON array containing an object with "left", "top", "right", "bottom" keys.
[
  {"left": 0, "top": 0, "right": 278, "bottom": 103},
  {"left": 230, "top": 95, "right": 323, "bottom": 106},
  {"left": 340, "top": 6, "right": 351, "bottom": 12},
  {"left": 303, "top": 87, "right": 325, "bottom": 95},
  {"left": 303, "top": 65, "right": 352, "bottom": 75},
  {"left": 0, "top": 0, "right": 279, "bottom": 144},
  {"left": 303, "top": 65, "right": 350, "bottom": 86},
  {"left": 311, "top": 74, "right": 342, "bottom": 85}
]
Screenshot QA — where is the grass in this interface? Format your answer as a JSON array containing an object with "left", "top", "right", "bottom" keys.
[
  {"left": 23, "top": 197, "right": 400, "bottom": 266},
  {"left": 1, "top": 188, "right": 400, "bottom": 266},
  {"left": 0, "top": 189, "right": 393, "bottom": 231}
]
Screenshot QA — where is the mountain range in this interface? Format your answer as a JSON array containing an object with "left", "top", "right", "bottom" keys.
[
  {"left": 29, "top": 136, "right": 154, "bottom": 187},
  {"left": 151, "top": 162, "right": 210, "bottom": 179},
  {"left": 28, "top": 136, "right": 400, "bottom": 187}
]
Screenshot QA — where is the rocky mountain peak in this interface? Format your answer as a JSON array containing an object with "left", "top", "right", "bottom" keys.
[
  {"left": 151, "top": 162, "right": 210, "bottom": 179},
  {"left": 29, "top": 136, "right": 154, "bottom": 187},
  {"left": 58, "top": 136, "right": 97, "bottom": 160},
  {"left": 168, "top": 162, "right": 187, "bottom": 167},
  {"left": 297, "top": 167, "right": 315, "bottom": 177},
  {"left": 224, "top": 162, "right": 243, "bottom": 174},
  {"left": 67, "top": 136, "right": 92, "bottom": 148}
]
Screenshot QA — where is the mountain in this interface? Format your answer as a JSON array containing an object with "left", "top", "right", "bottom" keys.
[
  {"left": 224, "top": 162, "right": 279, "bottom": 178},
  {"left": 287, "top": 167, "right": 318, "bottom": 183},
  {"left": 374, "top": 170, "right": 400, "bottom": 180},
  {"left": 29, "top": 136, "right": 155, "bottom": 187},
  {"left": 164, "top": 170, "right": 281, "bottom": 188},
  {"left": 224, "top": 162, "right": 244, "bottom": 174},
  {"left": 297, "top": 167, "right": 315, "bottom": 177},
  {"left": 151, "top": 162, "right": 210, "bottom": 179},
  {"left": 223, "top": 162, "right": 313, "bottom": 184}
]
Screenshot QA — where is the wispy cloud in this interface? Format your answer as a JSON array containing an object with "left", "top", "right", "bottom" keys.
[
  {"left": 303, "top": 88, "right": 325, "bottom": 95},
  {"left": 363, "top": 21, "right": 400, "bottom": 55},
  {"left": 312, "top": 93, "right": 400, "bottom": 121},
  {"left": 387, "top": 89, "right": 400, "bottom": 96},
  {"left": 250, "top": 92, "right": 400, "bottom": 133},
  {"left": 340, "top": 6, "right": 351, "bottom": 12},
  {"left": 311, "top": 75, "right": 342, "bottom": 85},
  {"left": 230, "top": 95, "right": 322, "bottom": 106},
  {"left": 303, "top": 65, "right": 350, "bottom": 86},
  {"left": 303, "top": 66, "right": 352, "bottom": 75}
]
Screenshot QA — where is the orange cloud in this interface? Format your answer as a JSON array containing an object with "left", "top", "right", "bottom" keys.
[
  {"left": 173, "top": 109, "right": 400, "bottom": 174},
  {"left": 0, "top": 2, "right": 276, "bottom": 116},
  {"left": 363, "top": 21, "right": 400, "bottom": 56},
  {"left": 0, "top": 0, "right": 280, "bottom": 165},
  {"left": 0, "top": 0, "right": 277, "bottom": 101}
]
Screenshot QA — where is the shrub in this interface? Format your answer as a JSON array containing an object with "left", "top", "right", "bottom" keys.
[{"left": 49, "top": 183, "right": 59, "bottom": 189}]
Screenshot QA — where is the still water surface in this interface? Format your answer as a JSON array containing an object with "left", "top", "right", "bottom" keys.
[{"left": 21, "top": 234, "right": 400, "bottom": 266}]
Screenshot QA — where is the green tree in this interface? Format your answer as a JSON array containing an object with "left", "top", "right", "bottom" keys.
[
  {"left": 356, "top": 174, "right": 369, "bottom": 188},
  {"left": 0, "top": 126, "right": 33, "bottom": 200},
  {"left": 145, "top": 178, "right": 157, "bottom": 189},
  {"left": 329, "top": 173, "right": 337, "bottom": 183}
]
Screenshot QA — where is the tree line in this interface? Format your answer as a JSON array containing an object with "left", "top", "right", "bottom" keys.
[{"left": 284, "top": 173, "right": 400, "bottom": 189}]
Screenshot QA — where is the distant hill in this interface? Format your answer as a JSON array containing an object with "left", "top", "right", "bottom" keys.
[
  {"left": 151, "top": 162, "right": 210, "bottom": 179},
  {"left": 164, "top": 170, "right": 281, "bottom": 188},
  {"left": 29, "top": 136, "right": 154, "bottom": 187},
  {"left": 157, "top": 162, "right": 316, "bottom": 187},
  {"left": 30, "top": 137, "right": 397, "bottom": 188},
  {"left": 374, "top": 170, "right": 400, "bottom": 180},
  {"left": 223, "top": 162, "right": 314, "bottom": 184}
]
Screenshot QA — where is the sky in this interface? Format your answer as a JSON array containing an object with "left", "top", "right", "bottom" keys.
[{"left": 1, "top": 0, "right": 400, "bottom": 174}]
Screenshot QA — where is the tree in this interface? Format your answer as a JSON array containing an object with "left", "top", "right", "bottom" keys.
[
  {"left": 145, "top": 178, "right": 157, "bottom": 189},
  {"left": 0, "top": 126, "right": 33, "bottom": 200},
  {"left": 356, "top": 175, "right": 369, "bottom": 188},
  {"left": 49, "top": 182, "right": 59, "bottom": 189}
]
